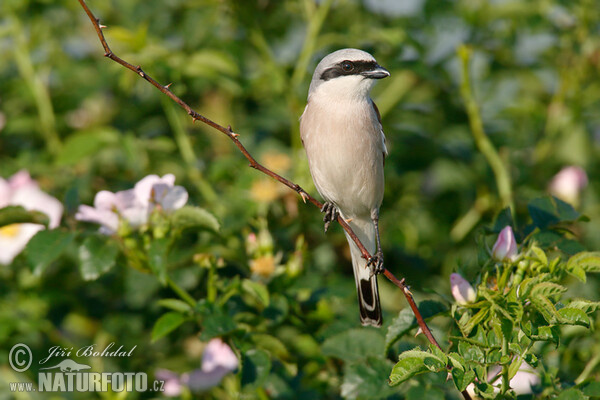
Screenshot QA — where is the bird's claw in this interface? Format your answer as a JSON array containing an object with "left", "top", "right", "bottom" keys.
[
  {"left": 367, "top": 251, "right": 384, "bottom": 278},
  {"left": 321, "top": 202, "right": 339, "bottom": 232}
]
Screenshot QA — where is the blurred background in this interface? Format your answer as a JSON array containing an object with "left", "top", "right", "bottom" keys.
[{"left": 1, "top": 0, "right": 599, "bottom": 398}]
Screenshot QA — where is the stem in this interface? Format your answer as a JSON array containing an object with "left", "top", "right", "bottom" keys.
[
  {"left": 575, "top": 351, "right": 600, "bottom": 384},
  {"left": 458, "top": 45, "right": 513, "bottom": 214},
  {"left": 166, "top": 276, "right": 196, "bottom": 309},
  {"left": 10, "top": 17, "right": 61, "bottom": 156},
  {"left": 501, "top": 334, "right": 510, "bottom": 394}
]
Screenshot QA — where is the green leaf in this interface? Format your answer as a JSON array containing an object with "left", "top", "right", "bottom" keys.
[
  {"left": 558, "top": 308, "right": 591, "bottom": 328},
  {"left": 531, "top": 282, "right": 567, "bottom": 298},
  {"left": 341, "top": 357, "right": 395, "bottom": 400},
  {"left": 385, "top": 300, "right": 447, "bottom": 351},
  {"left": 582, "top": 382, "right": 600, "bottom": 397},
  {"left": 556, "top": 388, "right": 585, "bottom": 400},
  {"left": 567, "top": 252, "right": 600, "bottom": 273},
  {"left": 568, "top": 299, "right": 600, "bottom": 313},
  {"left": 461, "top": 307, "right": 489, "bottom": 336},
  {"left": 322, "top": 329, "right": 384, "bottom": 362},
  {"left": 171, "top": 206, "right": 220, "bottom": 232},
  {"left": 0, "top": 205, "right": 49, "bottom": 227},
  {"left": 78, "top": 235, "right": 119, "bottom": 280},
  {"left": 25, "top": 230, "right": 75, "bottom": 276},
  {"left": 151, "top": 311, "right": 186, "bottom": 342},
  {"left": 157, "top": 298, "right": 193, "bottom": 313},
  {"left": 528, "top": 196, "right": 580, "bottom": 229},
  {"left": 198, "top": 303, "right": 237, "bottom": 340},
  {"left": 567, "top": 265, "right": 587, "bottom": 283},
  {"left": 56, "top": 128, "right": 119, "bottom": 166},
  {"left": 148, "top": 237, "right": 169, "bottom": 285},
  {"left": 241, "top": 349, "right": 271, "bottom": 388},
  {"left": 458, "top": 341, "right": 484, "bottom": 362},
  {"left": 250, "top": 333, "right": 289, "bottom": 360},
  {"left": 389, "top": 348, "right": 447, "bottom": 386},
  {"left": 452, "top": 367, "right": 476, "bottom": 392},
  {"left": 241, "top": 279, "right": 270, "bottom": 308},
  {"left": 531, "top": 295, "right": 559, "bottom": 324}
]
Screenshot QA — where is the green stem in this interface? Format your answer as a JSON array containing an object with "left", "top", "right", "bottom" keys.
[
  {"left": 166, "top": 276, "right": 196, "bottom": 309},
  {"left": 207, "top": 263, "right": 216, "bottom": 303},
  {"left": 11, "top": 17, "right": 61, "bottom": 156},
  {"left": 575, "top": 351, "right": 600, "bottom": 384},
  {"left": 161, "top": 99, "right": 218, "bottom": 205},
  {"left": 501, "top": 334, "right": 510, "bottom": 394},
  {"left": 458, "top": 45, "right": 513, "bottom": 214}
]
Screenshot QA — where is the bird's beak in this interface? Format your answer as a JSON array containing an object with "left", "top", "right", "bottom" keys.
[{"left": 361, "top": 65, "right": 390, "bottom": 79}]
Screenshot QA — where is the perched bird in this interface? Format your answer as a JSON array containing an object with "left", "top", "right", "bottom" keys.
[{"left": 300, "top": 49, "right": 390, "bottom": 326}]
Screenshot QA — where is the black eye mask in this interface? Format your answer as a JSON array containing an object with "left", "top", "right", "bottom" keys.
[{"left": 320, "top": 60, "right": 378, "bottom": 81}]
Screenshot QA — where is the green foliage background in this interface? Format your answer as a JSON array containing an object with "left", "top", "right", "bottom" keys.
[{"left": 1, "top": 0, "right": 599, "bottom": 398}]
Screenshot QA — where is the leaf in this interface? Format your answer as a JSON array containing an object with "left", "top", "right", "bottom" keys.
[
  {"left": 558, "top": 308, "right": 591, "bottom": 328},
  {"left": 241, "top": 349, "right": 271, "bottom": 388},
  {"left": 389, "top": 348, "right": 447, "bottom": 386},
  {"left": 56, "top": 128, "right": 119, "bottom": 166},
  {"left": 171, "top": 206, "right": 220, "bottom": 232},
  {"left": 198, "top": 303, "right": 237, "bottom": 340},
  {"left": 157, "top": 299, "right": 193, "bottom": 313},
  {"left": 25, "top": 230, "right": 75, "bottom": 276},
  {"left": 0, "top": 205, "right": 49, "bottom": 227},
  {"left": 567, "top": 265, "right": 587, "bottom": 283},
  {"left": 531, "top": 295, "right": 559, "bottom": 324},
  {"left": 322, "top": 329, "right": 384, "bottom": 362},
  {"left": 461, "top": 307, "right": 489, "bottom": 336},
  {"left": 451, "top": 367, "right": 476, "bottom": 392},
  {"left": 242, "top": 279, "right": 270, "bottom": 308},
  {"left": 568, "top": 299, "right": 600, "bottom": 313},
  {"left": 385, "top": 300, "right": 447, "bottom": 351},
  {"left": 567, "top": 252, "right": 600, "bottom": 273},
  {"left": 78, "top": 235, "right": 119, "bottom": 280},
  {"left": 556, "top": 388, "right": 585, "bottom": 400},
  {"left": 151, "top": 312, "right": 186, "bottom": 342},
  {"left": 250, "top": 333, "right": 289, "bottom": 360},
  {"left": 527, "top": 196, "right": 580, "bottom": 229},
  {"left": 531, "top": 282, "right": 567, "bottom": 298},
  {"left": 582, "top": 382, "right": 600, "bottom": 397},
  {"left": 148, "top": 237, "right": 169, "bottom": 285},
  {"left": 341, "top": 357, "right": 395, "bottom": 400},
  {"left": 458, "top": 341, "right": 484, "bottom": 362}
]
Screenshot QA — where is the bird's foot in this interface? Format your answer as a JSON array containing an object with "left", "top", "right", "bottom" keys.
[
  {"left": 320, "top": 202, "right": 339, "bottom": 232},
  {"left": 367, "top": 250, "right": 384, "bottom": 278}
]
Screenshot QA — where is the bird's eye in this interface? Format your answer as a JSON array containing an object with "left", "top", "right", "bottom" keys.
[{"left": 341, "top": 61, "right": 354, "bottom": 72}]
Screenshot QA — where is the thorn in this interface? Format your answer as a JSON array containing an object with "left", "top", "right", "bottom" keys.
[
  {"left": 136, "top": 66, "right": 144, "bottom": 77},
  {"left": 403, "top": 285, "right": 413, "bottom": 296},
  {"left": 415, "top": 327, "right": 423, "bottom": 337},
  {"left": 230, "top": 132, "right": 239, "bottom": 139},
  {"left": 99, "top": 24, "right": 107, "bottom": 29},
  {"left": 227, "top": 125, "right": 233, "bottom": 132},
  {"left": 164, "top": 83, "right": 172, "bottom": 89},
  {"left": 299, "top": 192, "right": 309, "bottom": 203},
  {"left": 192, "top": 117, "right": 198, "bottom": 123},
  {"left": 345, "top": 218, "right": 353, "bottom": 223}
]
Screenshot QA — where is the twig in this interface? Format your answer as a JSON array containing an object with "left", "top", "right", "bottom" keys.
[{"left": 76, "top": 5, "right": 468, "bottom": 397}]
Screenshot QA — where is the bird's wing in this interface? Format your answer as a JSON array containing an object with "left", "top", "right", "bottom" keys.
[{"left": 370, "top": 100, "right": 388, "bottom": 164}]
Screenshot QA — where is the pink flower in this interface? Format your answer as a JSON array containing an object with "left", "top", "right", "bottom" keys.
[
  {"left": 492, "top": 226, "right": 518, "bottom": 262},
  {"left": 0, "top": 171, "right": 63, "bottom": 265},
  {"left": 450, "top": 273, "right": 476, "bottom": 305},
  {"left": 155, "top": 339, "right": 238, "bottom": 396},
  {"left": 185, "top": 338, "right": 238, "bottom": 392},
  {"left": 549, "top": 166, "right": 588, "bottom": 206},
  {"left": 76, "top": 174, "right": 188, "bottom": 234}
]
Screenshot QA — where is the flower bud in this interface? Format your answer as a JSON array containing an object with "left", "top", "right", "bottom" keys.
[
  {"left": 450, "top": 273, "right": 476, "bottom": 305},
  {"left": 549, "top": 166, "right": 588, "bottom": 207},
  {"left": 492, "top": 226, "right": 518, "bottom": 262}
]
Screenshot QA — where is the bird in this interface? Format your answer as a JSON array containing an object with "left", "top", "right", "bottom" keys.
[{"left": 300, "top": 48, "right": 390, "bottom": 327}]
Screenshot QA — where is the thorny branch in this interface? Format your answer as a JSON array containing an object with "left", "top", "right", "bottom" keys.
[{"left": 77, "top": 2, "right": 470, "bottom": 398}]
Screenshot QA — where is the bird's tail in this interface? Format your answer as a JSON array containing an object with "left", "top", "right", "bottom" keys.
[{"left": 343, "top": 215, "right": 382, "bottom": 327}]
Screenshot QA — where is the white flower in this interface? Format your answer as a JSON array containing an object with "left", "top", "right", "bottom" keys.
[
  {"left": 76, "top": 174, "right": 188, "bottom": 234},
  {"left": 492, "top": 226, "right": 518, "bottom": 262},
  {"left": 549, "top": 166, "right": 588, "bottom": 207},
  {"left": 450, "top": 273, "right": 476, "bottom": 305},
  {"left": 0, "top": 171, "right": 63, "bottom": 265},
  {"left": 490, "top": 361, "right": 540, "bottom": 395}
]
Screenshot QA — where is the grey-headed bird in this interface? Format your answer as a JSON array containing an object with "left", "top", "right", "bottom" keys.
[{"left": 300, "top": 49, "right": 390, "bottom": 326}]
